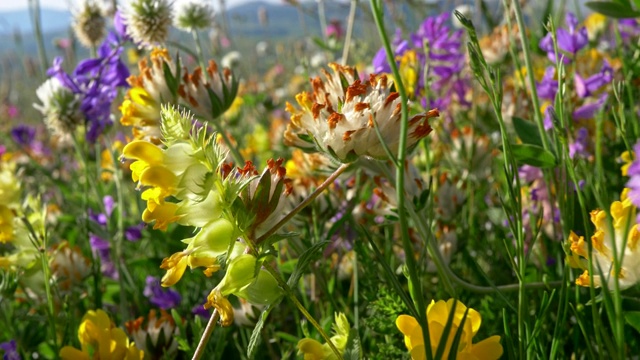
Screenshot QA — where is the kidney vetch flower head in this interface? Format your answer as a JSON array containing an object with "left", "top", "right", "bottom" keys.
[
  {"left": 568, "top": 189, "right": 640, "bottom": 290},
  {"left": 396, "top": 298, "right": 503, "bottom": 360},
  {"left": 284, "top": 63, "right": 438, "bottom": 163}
]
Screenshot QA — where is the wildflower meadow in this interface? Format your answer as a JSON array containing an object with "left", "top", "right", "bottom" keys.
[{"left": 2, "top": 0, "right": 640, "bottom": 358}]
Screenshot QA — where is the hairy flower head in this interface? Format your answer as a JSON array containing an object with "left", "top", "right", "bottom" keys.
[
  {"left": 175, "top": 0, "right": 214, "bottom": 31},
  {"left": 73, "top": 0, "right": 106, "bottom": 48},
  {"left": 34, "top": 77, "right": 84, "bottom": 138},
  {"left": 122, "top": 0, "right": 173, "bottom": 49},
  {"left": 284, "top": 63, "right": 437, "bottom": 163}
]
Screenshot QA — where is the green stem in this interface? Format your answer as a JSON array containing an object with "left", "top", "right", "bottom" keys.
[
  {"left": 28, "top": 0, "right": 48, "bottom": 78},
  {"left": 511, "top": 0, "right": 550, "bottom": 152},
  {"left": 191, "top": 29, "right": 207, "bottom": 73},
  {"left": 192, "top": 309, "right": 219, "bottom": 360},
  {"left": 256, "top": 163, "right": 350, "bottom": 244},
  {"left": 369, "top": 2, "right": 432, "bottom": 359},
  {"left": 110, "top": 142, "right": 129, "bottom": 323},
  {"left": 264, "top": 264, "right": 343, "bottom": 360}
]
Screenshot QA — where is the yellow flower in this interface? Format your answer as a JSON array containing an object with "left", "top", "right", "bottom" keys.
[
  {"left": 297, "top": 312, "right": 350, "bottom": 360},
  {"left": 60, "top": 309, "right": 144, "bottom": 360},
  {"left": 396, "top": 299, "right": 503, "bottom": 360},
  {"left": 120, "top": 49, "right": 176, "bottom": 144},
  {"left": 621, "top": 150, "right": 634, "bottom": 176},
  {"left": 568, "top": 189, "right": 640, "bottom": 289},
  {"left": 398, "top": 50, "right": 419, "bottom": 98},
  {"left": 584, "top": 12, "right": 607, "bottom": 41}
]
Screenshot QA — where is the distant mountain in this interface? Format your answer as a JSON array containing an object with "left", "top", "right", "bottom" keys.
[{"left": 0, "top": 9, "right": 71, "bottom": 35}]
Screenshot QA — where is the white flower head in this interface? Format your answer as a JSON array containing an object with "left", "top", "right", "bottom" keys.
[
  {"left": 33, "top": 77, "right": 83, "bottom": 137},
  {"left": 174, "top": 0, "right": 214, "bottom": 32},
  {"left": 73, "top": 0, "right": 106, "bottom": 48},
  {"left": 284, "top": 63, "right": 438, "bottom": 163},
  {"left": 122, "top": 0, "right": 173, "bottom": 49}
]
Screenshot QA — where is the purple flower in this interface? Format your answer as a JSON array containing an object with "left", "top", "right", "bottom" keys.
[
  {"left": 88, "top": 209, "right": 108, "bottom": 226},
  {"left": 543, "top": 106, "right": 555, "bottom": 130},
  {"left": 10, "top": 125, "right": 36, "bottom": 147},
  {"left": 575, "top": 61, "right": 613, "bottom": 98},
  {"left": 192, "top": 304, "right": 213, "bottom": 319},
  {"left": 326, "top": 19, "right": 343, "bottom": 39},
  {"left": 103, "top": 195, "right": 115, "bottom": 217},
  {"left": 0, "top": 340, "right": 20, "bottom": 360},
  {"left": 125, "top": 223, "right": 145, "bottom": 242},
  {"left": 539, "top": 12, "right": 588, "bottom": 63},
  {"left": 569, "top": 127, "right": 590, "bottom": 159},
  {"left": 113, "top": 10, "right": 131, "bottom": 42},
  {"left": 372, "top": 29, "right": 409, "bottom": 74},
  {"left": 537, "top": 67, "right": 558, "bottom": 101},
  {"left": 626, "top": 142, "right": 640, "bottom": 215},
  {"left": 619, "top": 19, "right": 640, "bottom": 42},
  {"left": 89, "top": 233, "right": 117, "bottom": 279},
  {"left": 144, "top": 276, "right": 182, "bottom": 309},
  {"left": 572, "top": 94, "right": 607, "bottom": 120},
  {"left": 46, "top": 31, "right": 129, "bottom": 142}
]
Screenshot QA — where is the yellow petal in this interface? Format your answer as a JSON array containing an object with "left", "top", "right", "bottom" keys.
[
  {"left": 122, "top": 140, "right": 164, "bottom": 164},
  {"left": 59, "top": 346, "right": 90, "bottom": 360},
  {"left": 469, "top": 335, "right": 503, "bottom": 360},
  {"left": 297, "top": 338, "right": 325, "bottom": 360}
]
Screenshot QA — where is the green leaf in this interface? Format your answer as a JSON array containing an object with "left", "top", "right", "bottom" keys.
[
  {"left": 163, "top": 61, "right": 179, "bottom": 100},
  {"left": 287, "top": 240, "right": 330, "bottom": 288},
  {"left": 513, "top": 116, "right": 544, "bottom": 147},
  {"left": 342, "top": 328, "right": 361, "bottom": 360},
  {"left": 510, "top": 144, "right": 557, "bottom": 168},
  {"left": 625, "top": 311, "right": 640, "bottom": 334},
  {"left": 586, "top": 1, "right": 640, "bottom": 18},
  {"left": 248, "top": 303, "right": 278, "bottom": 358}
]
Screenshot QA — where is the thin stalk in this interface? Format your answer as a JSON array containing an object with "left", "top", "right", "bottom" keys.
[
  {"left": 28, "top": 0, "right": 48, "bottom": 78},
  {"left": 192, "top": 309, "right": 219, "bottom": 360},
  {"left": 110, "top": 143, "right": 129, "bottom": 323},
  {"left": 317, "top": 0, "right": 328, "bottom": 41},
  {"left": 369, "top": 2, "right": 432, "bottom": 360},
  {"left": 263, "top": 264, "right": 343, "bottom": 360},
  {"left": 191, "top": 29, "right": 207, "bottom": 72},
  {"left": 256, "top": 163, "right": 350, "bottom": 244},
  {"left": 511, "top": 0, "right": 551, "bottom": 152},
  {"left": 340, "top": 0, "right": 358, "bottom": 65}
]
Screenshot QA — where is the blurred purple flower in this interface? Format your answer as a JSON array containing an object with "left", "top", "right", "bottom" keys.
[
  {"left": 569, "top": 127, "right": 590, "bottom": 159},
  {"left": 6, "top": 104, "right": 18, "bottom": 119},
  {"left": 572, "top": 94, "right": 607, "bottom": 120},
  {"left": 125, "top": 223, "right": 145, "bottom": 242},
  {"left": 537, "top": 67, "right": 558, "bottom": 100},
  {"left": 11, "top": 125, "right": 36, "bottom": 147},
  {"left": 575, "top": 61, "right": 613, "bottom": 98},
  {"left": 0, "top": 340, "right": 20, "bottom": 360},
  {"left": 625, "top": 142, "right": 640, "bottom": 218},
  {"left": 539, "top": 12, "right": 588, "bottom": 63},
  {"left": 113, "top": 10, "right": 131, "bottom": 42},
  {"left": 192, "top": 304, "right": 212, "bottom": 319},
  {"left": 543, "top": 106, "right": 555, "bottom": 130},
  {"left": 89, "top": 233, "right": 117, "bottom": 279},
  {"left": 144, "top": 276, "right": 182, "bottom": 309},
  {"left": 103, "top": 195, "right": 115, "bottom": 217},
  {"left": 619, "top": 19, "right": 640, "bottom": 41}
]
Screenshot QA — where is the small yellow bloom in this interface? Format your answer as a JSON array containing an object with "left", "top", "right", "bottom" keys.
[
  {"left": 568, "top": 189, "right": 640, "bottom": 289},
  {"left": 396, "top": 299, "right": 503, "bottom": 360},
  {"left": 621, "top": 150, "right": 634, "bottom": 176},
  {"left": 297, "top": 312, "right": 350, "bottom": 360},
  {"left": 60, "top": 309, "right": 144, "bottom": 360}
]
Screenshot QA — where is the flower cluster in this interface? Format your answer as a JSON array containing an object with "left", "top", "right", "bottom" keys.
[
  {"left": 372, "top": 13, "right": 469, "bottom": 112},
  {"left": 284, "top": 62, "right": 437, "bottom": 163},
  {"left": 122, "top": 106, "right": 287, "bottom": 326},
  {"left": 60, "top": 309, "right": 144, "bottom": 359},
  {"left": 568, "top": 189, "right": 640, "bottom": 289},
  {"left": 43, "top": 32, "right": 129, "bottom": 142}
]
